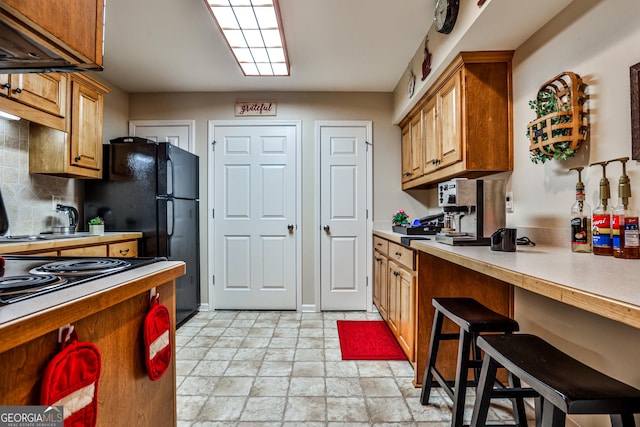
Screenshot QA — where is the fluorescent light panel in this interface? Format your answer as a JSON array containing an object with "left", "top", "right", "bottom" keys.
[{"left": 208, "top": 0, "right": 289, "bottom": 76}]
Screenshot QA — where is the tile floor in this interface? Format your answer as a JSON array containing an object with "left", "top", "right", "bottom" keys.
[{"left": 175, "top": 310, "right": 532, "bottom": 426}]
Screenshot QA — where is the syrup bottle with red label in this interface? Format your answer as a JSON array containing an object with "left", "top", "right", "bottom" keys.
[{"left": 590, "top": 161, "right": 612, "bottom": 255}]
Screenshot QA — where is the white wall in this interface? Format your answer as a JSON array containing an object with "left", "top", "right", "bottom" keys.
[
  {"left": 391, "top": 1, "right": 640, "bottom": 426},
  {"left": 511, "top": 2, "right": 640, "bottom": 425}
]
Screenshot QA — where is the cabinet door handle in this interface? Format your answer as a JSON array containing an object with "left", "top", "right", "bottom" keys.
[
  {"left": 395, "top": 251, "right": 402, "bottom": 256},
  {"left": 119, "top": 248, "right": 130, "bottom": 256},
  {"left": 13, "top": 87, "right": 22, "bottom": 94},
  {"left": 2, "top": 83, "right": 9, "bottom": 89},
  {"left": 404, "top": 172, "right": 412, "bottom": 177},
  {"left": 74, "top": 156, "right": 82, "bottom": 161}
]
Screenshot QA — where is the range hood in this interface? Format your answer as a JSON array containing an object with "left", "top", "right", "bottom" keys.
[{"left": 0, "top": 21, "right": 99, "bottom": 73}]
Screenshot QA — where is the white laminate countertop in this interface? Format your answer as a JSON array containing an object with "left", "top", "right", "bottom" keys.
[{"left": 374, "top": 227, "right": 640, "bottom": 329}]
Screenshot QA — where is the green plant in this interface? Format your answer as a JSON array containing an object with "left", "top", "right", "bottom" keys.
[
  {"left": 392, "top": 210, "right": 409, "bottom": 226},
  {"left": 89, "top": 216, "right": 104, "bottom": 225},
  {"left": 527, "top": 89, "right": 576, "bottom": 164}
]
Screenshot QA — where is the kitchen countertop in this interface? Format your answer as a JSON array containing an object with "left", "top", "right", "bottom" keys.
[
  {"left": 374, "top": 228, "right": 640, "bottom": 330},
  {"left": 0, "top": 260, "right": 185, "bottom": 354},
  {"left": 0, "top": 232, "right": 143, "bottom": 253}
]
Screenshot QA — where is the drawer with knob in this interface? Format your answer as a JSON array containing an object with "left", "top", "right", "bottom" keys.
[
  {"left": 388, "top": 241, "right": 414, "bottom": 270},
  {"left": 373, "top": 236, "right": 389, "bottom": 256},
  {"left": 108, "top": 241, "right": 138, "bottom": 258}
]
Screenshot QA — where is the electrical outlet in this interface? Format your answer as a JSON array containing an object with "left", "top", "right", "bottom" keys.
[{"left": 505, "top": 191, "right": 514, "bottom": 213}]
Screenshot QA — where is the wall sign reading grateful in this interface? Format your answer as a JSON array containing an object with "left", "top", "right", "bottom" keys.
[{"left": 235, "top": 100, "right": 277, "bottom": 116}]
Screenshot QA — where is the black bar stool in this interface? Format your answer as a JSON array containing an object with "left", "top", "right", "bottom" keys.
[
  {"left": 471, "top": 334, "right": 640, "bottom": 427},
  {"left": 420, "top": 297, "right": 526, "bottom": 427}
]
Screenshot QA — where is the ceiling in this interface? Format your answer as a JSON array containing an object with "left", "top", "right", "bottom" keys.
[{"left": 99, "top": 0, "right": 435, "bottom": 94}]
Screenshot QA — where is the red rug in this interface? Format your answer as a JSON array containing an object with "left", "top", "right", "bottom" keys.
[{"left": 336, "top": 320, "right": 406, "bottom": 360}]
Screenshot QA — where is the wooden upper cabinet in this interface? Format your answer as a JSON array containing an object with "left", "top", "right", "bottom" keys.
[
  {"left": 422, "top": 96, "right": 439, "bottom": 174},
  {"left": 401, "top": 125, "right": 412, "bottom": 183},
  {"left": 29, "top": 74, "right": 109, "bottom": 179},
  {"left": 401, "top": 112, "right": 424, "bottom": 183},
  {"left": 0, "top": 73, "right": 67, "bottom": 130},
  {"left": 9, "top": 74, "right": 67, "bottom": 117},
  {"left": 0, "top": 0, "right": 104, "bottom": 69},
  {"left": 438, "top": 72, "right": 463, "bottom": 169},
  {"left": 69, "top": 74, "right": 104, "bottom": 172},
  {"left": 399, "top": 51, "right": 514, "bottom": 189}
]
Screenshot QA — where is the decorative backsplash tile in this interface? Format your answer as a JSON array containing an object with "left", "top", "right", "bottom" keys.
[{"left": 0, "top": 118, "right": 82, "bottom": 236}]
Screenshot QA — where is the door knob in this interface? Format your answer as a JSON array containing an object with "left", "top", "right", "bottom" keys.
[
  {"left": 288, "top": 224, "right": 294, "bottom": 232},
  {"left": 323, "top": 225, "right": 330, "bottom": 233}
]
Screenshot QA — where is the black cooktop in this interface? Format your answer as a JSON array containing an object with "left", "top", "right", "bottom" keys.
[{"left": 0, "top": 255, "right": 166, "bottom": 304}]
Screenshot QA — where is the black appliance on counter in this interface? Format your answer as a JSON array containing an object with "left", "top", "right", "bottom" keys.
[
  {"left": 84, "top": 137, "right": 200, "bottom": 326},
  {"left": 0, "top": 255, "right": 165, "bottom": 304}
]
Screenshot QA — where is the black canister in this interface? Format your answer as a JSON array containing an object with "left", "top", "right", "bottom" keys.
[{"left": 490, "top": 228, "right": 517, "bottom": 252}]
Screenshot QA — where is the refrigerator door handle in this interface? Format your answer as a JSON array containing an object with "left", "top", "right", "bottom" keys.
[
  {"left": 167, "top": 198, "right": 175, "bottom": 256},
  {"left": 167, "top": 154, "right": 175, "bottom": 197}
]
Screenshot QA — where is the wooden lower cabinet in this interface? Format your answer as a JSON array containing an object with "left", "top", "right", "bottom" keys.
[
  {"left": 60, "top": 244, "right": 107, "bottom": 257},
  {"left": 8, "top": 237, "right": 139, "bottom": 257},
  {"left": 373, "top": 250, "right": 388, "bottom": 320},
  {"left": 373, "top": 236, "right": 417, "bottom": 364},
  {"left": 388, "top": 260, "right": 416, "bottom": 360},
  {"left": 108, "top": 240, "right": 138, "bottom": 258},
  {"left": 397, "top": 265, "right": 415, "bottom": 358},
  {"left": 372, "top": 233, "right": 514, "bottom": 387}
]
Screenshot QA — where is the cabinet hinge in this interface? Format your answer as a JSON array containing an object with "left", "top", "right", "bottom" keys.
[
  {"left": 366, "top": 209, "right": 369, "bottom": 219},
  {"left": 212, "top": 275, "right": 215, "bottom": 285},
  {"left": 212, "top": 209, "right": 215, "bottom": 219}
]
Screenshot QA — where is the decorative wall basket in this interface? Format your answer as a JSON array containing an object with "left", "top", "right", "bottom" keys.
[{"left": 526, "top": 72, "right": 588, "bottom": 164}]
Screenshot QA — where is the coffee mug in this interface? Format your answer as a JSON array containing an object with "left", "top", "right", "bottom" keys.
[{"left": 490, "top": 228, "right": 517, "bottom": 252}]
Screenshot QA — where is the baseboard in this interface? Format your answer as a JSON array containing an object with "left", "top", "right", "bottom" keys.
[
  {"left": 198, "top": 303, "right": 210, "bottom": 311},
  {"left": 300, "top": 304, "right": 317, "bottom": 312}
]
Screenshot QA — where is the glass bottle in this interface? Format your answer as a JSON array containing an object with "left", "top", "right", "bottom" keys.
[
  {"left": 590, "top": 161, "right": 612, "bottom": 256},
  {"left": 569, "top": 167, "right": 592, "bottom": 253}
]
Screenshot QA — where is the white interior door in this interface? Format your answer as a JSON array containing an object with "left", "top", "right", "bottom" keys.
[
  {"left": 211, "top": 122, "right": 299, "bottom": 310},
  {"left": 129, "top": 120, "right": 195, "bottom": 153},
  {"left": 319, "top": 122, "right": 371, "bottom": 310}
]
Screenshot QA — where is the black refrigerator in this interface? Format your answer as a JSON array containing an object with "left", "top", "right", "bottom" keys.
[{"left": 84, "top": 137, "right": 200, "bottom": 326}]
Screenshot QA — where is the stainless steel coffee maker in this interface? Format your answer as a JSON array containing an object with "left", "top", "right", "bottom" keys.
[{"left": 435, "top": 178, "right": 506, "bottom": 246}]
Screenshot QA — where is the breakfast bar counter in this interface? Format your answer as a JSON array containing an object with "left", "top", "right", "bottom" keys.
[{"left": 374, "top": 228, "right": 640, "bottom": 330}]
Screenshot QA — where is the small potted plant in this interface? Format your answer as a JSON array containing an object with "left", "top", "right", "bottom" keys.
[
  {"left": 392, "top": 210, "right": 410, "bottom": 226},
  {"left": 89, "top": 216, "right": 105, "bottom": 235}
]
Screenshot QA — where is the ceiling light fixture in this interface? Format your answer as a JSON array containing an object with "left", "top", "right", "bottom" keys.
[{"left": 207, "top": 0, "right": 290, "bottom": 76}]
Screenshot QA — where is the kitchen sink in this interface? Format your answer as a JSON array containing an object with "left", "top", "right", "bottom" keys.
[{"left": 0, "top": 232, "right": 94, "bottom": 243}]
